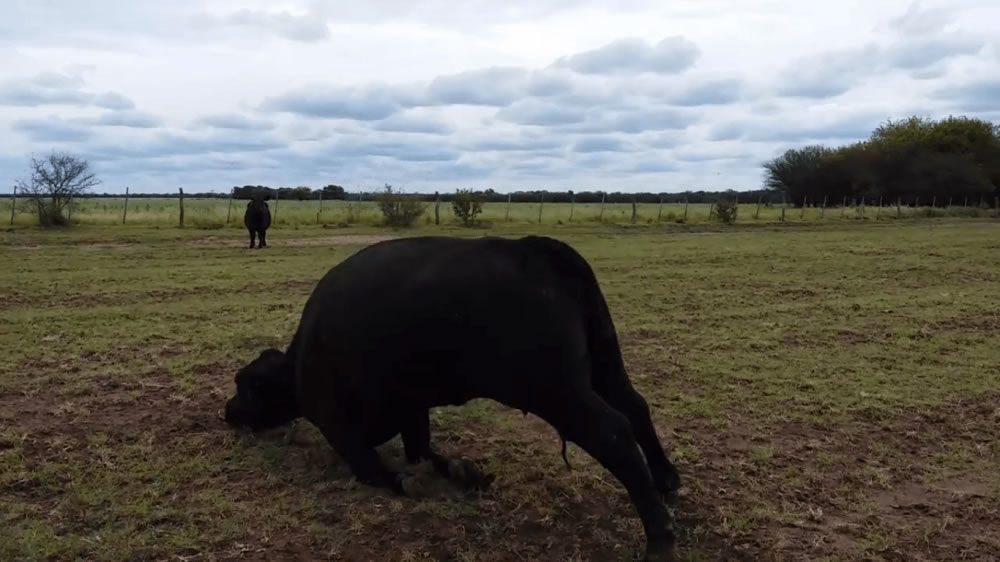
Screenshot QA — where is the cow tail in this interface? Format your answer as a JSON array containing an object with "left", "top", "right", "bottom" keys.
[{"left": 520, "top": 236, "right": 629, "bottom": 471}]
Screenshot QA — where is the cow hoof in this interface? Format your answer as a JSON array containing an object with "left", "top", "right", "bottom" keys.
[
  {"left": 643, "top": 542, "right": 676, "bottom": 562},
  {"left": 399, "top": 475, "right": 431, "bottom": 498},
  {"left": 447, "top": 459, "right": 494, "bottom": 491}
]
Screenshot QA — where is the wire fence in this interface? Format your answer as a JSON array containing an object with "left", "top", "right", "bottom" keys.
[{"left": 4, "top": 190, "right": 999, "bottom": 228}]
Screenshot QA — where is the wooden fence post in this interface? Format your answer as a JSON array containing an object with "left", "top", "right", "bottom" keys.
[
  {"left": 820, "top": 195, "right": 827, "bottom": 219},
  {"left": 9, "top": 186, "right": 16, "bottom": 226},
  {"left": 273, "top": 190, "right": 280, "bottom": 223},
  {"left": 656, "top": 195, "right": 663, "bottom": 223},
  {"left": 754, "top": 195, "right": 762, "bottom": 220},
  {"left": 800, "top": 196, "right": 807, "bottom": 219},
  {"left": 67, "top": 196, "right": 73, "bottom": 223},
  {"left": 178, "top": 188, "right": 185, "bottom": 228},
  {"left": 569, "top": 192, "right": 576, "bottom": 222},
  {"left": 504, "top": 193, "right": 511, "bottom": 222},
  {"left": 434, "top": 192, "right": 440, "bottom": 225},
  {"left": 599, "top": 192, "right": 606, "bottom": 222},
  {"left": 631, "top": 199, "right": 637, "bottom": 224},
  {"left": 840, "top": 196, "right": 846, "bottom": 218},
  {"left": 876, "top": 196, "right": 882, "bottom": 219},
  {"left": 537, "top": 192, "right": 544, "bottom": 224},
  {"left": 122, "top": 186, "right": 129, "bottom": 224},
  {"left": 316, "top": 189, "right": 323, "bottom": 224},
  {"left": 683, "top": 198, "right": 689, "bottom": 222},
  {"left": 226, "top": 187, "right": 234, "bottom": 224}
]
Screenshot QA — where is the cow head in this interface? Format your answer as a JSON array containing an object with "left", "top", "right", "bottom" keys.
[
  {"left": 224, "top": 348, "right": 299, "bottom": 430},
  {"left": 247, "top": 192, "right": 270, "bottom": 208}
]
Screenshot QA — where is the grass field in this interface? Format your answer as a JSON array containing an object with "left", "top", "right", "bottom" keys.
[
  {"left": 3, "top": 195, "right": 997, "bottom": 229},
  {"left": 2, "top": 217, "right": 999, "bottom": 561}
]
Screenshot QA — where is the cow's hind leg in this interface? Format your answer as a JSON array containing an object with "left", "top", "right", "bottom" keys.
[
  {"left": 538, "top": 389, "right": 675, "bottom": 562},
  {"left": 401, "top": 409, "right": 494, "bottom": 491},
  {"left": 594, "top": 377, "right": 681, "bottom": 502},
  {"left": 248, "top": 229, "right": 256, "bottom": 249},
  {"left": 258, "top": 229, "right": 267, "bottom": 248}
]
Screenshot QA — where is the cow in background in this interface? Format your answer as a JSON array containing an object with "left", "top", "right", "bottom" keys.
[{"left": 244, "top": 192, "right": 272, "bottom": 249}]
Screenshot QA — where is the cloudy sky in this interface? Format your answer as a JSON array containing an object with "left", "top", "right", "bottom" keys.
[{"left": 1, "top": 0, "right": 998, "bottom": 194}]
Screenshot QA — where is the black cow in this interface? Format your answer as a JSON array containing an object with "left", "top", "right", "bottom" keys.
[
  {"left": 223, "top": 235, "right": 681, "bottom": 561},
  {"left": 243, "top": 193, "right": 271, "bottom": 249}
]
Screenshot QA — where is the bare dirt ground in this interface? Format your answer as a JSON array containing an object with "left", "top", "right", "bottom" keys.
[{"left": 4, "top": 346, "right": 998, "bottom": 562}]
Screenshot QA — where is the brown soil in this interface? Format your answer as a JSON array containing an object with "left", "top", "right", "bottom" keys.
[{"left": 2, "top": 353, "right": 998, "bottom": 561}]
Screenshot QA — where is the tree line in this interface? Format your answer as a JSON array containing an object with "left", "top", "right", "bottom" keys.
[
  {"left": 763, "top": 114, "right": 1000, "bottom": 207},
  {"left": 4, "top": 184, "right": 780, "bottom": 204}
]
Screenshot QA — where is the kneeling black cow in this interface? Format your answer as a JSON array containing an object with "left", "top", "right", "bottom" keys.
[
  {"left": 223, "top": 235, "right": 682, "bottom": 561},
  {"left": 243, "top": 193, "right": 271, "bottom": 248}
]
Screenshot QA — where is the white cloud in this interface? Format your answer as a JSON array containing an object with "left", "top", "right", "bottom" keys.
[{"left": 1, "top": 0, "right": 999, "bottom": 193}]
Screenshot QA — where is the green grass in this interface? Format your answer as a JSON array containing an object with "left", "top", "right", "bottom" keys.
[
  {"left": 3, "top": 195, "right": 997, "bottom": 229},
  {"left": 1, "top": 218, "right": 999, "bottom": 561}
]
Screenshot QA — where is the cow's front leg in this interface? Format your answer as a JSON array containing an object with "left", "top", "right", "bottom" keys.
[
  {"left": 401, "top": 409, "right": 494, "bottom": 491},
  {"left": 317, "top": 422, "right": 409, "bottom": 495}
]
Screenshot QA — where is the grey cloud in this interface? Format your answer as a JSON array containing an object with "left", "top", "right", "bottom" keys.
[
  {"left": 469, "top": 137, "right": 565, "bottom": 152},
  {"left": 371, "top": 113, "right": 453, "bottom": 134},
  {"left": 774, "top": 44, "right": 879, "bottom": 99},
  {"left": 425, "top": 161, "right": 494, "bottom": 181},
  {"left": 775, "top": 33, "right": 987, "bottom": 99},
  {"left": 30, "top": 71, "right": 86, "bottom": 89},
  {"left": 94, "top": 92, "right": 136, "bottom": 110},
  {"left": 84, "top": 132, "right": 285, "bottom": 161},
  {"left": 327, "top": 139, "right": 461, "bottom": 162},
  {"left": 579, "top": 108, "right": 699, "bottom": 134},
  {"left": 524, "top": 69, "right": 579, "bottom": 97},
  {"left": 0, "top": 71, "right": 136, "bottom": 109},
  {"left": 571, "top": 136, "right": 630, "bottom": 153},
  {"left": 667, "top": 79, "right": 744, "bottom": 106},
  {"left": 227, "top": 8, "right": 330, "bottom": 42},
  {"left": 13, "top": 118, "right": 94, "bottom": 142},
  {"left": 750, "top": 114, "right": 879, "bottom": 143},
  {"left": 629, "top": 158, "right": 677, "bottom": 173},
  {"left": 885, "top": 34, "right": 985, "bottom": 70},
  {"left": 708, "top": 122, "right": 745, "bottom": 141},
  {"left": 195, "top": 113, "right": 276, "bottom": 131},
  {"left": 931, "top": 78, "right": 1000, "bottom": 112},
  {"left": 0, "top": 84, "right": 95, "bottom": 106},
  {"left": 73, "top": 110, "right": 162, "bottom": 128},
  {"left": 496, "top": 100, "right": 590, "bottom": 126},
  {"left": 509, "top": 158, "right": 561, "bottom": 176},
  {"left": 640, "top": 132, "right": 685, "bottom": 149},
  {"left": 424, "top": 67, "right": 529, "bottom": 106},
  {"left": 888, "top": 1, "right": 955, "bottom": 36},
  {"left": 672, "top": 149, "right": 758, "bottom": 162},
  {"left": 552, "top": 36, "right": 700, "bottom": 75},
  {"left": 707, "top": 112, "right": 881, "bottom": 144},
  {"left": 260, "top": 85, "right": 404, "bottom": 120}
]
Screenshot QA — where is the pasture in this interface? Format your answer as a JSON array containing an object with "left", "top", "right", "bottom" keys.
[
  {"left": 2, "top": 215, "right": 999, "bottom": 561},
  {"left": 3, "top": 195, "right": 996, "bottom": 230}
]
